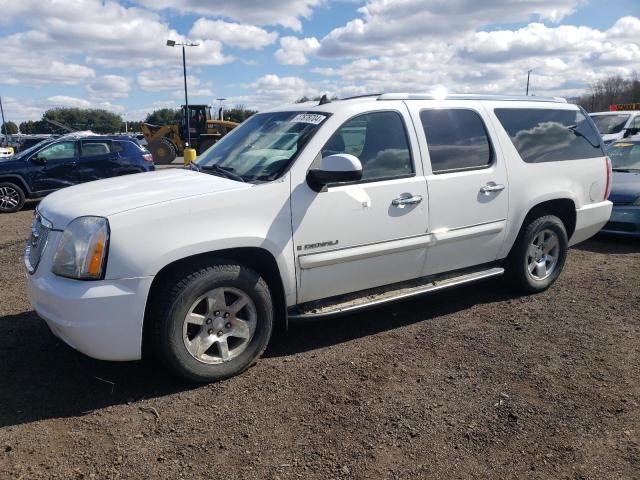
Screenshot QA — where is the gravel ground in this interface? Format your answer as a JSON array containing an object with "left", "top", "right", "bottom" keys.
[{"left": 0, "top": 209, "right": 638, "bottom": 479}]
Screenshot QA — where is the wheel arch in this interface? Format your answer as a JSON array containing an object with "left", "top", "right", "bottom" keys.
[
  {"left": 0, "top": 175, "right": 31, "bottom": 197},
  {"left": 142, "top": 246, "right": 287, "bottom": 359},
  {"left": 506, "top": 197, "right": 576, "bottom": 258}
]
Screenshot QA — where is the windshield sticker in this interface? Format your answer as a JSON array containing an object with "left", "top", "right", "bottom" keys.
[{"left": 291, "top": 113, "right": 326, "bottom": 125}]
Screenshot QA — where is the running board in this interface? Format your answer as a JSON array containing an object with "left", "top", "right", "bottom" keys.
[{"left": 288, "top": 267, "right": 504, "bottom": 321}]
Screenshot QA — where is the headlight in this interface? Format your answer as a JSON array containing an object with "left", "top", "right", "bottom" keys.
[{"left": 52, "top": 216, "right": 109, "bottom": 280}]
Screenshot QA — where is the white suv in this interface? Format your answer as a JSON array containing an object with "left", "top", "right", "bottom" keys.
[{"left": 25, "top": 93, "right": 612, "bottom": 382}]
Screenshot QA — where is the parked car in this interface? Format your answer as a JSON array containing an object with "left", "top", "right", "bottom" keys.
[
  {"left": 0, "top": 146, "right": 13, "bottom": 159},
  {"left": 25, "top": 93, "right": 612, "bottom": 382},
  {"left": 600, "top": 137, "right": 640, "bottom": 237},
  {"left": 589, "top": 111, "right": 640, "bottom": 145},
  {"left": 0, "top": 133, "right": 154, "bottom": 212}
]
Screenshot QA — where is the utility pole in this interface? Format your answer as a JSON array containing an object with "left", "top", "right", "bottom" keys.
[
  {"left": 0, "top": 96, "right": 7, "bottom": 144},
  {"left": 526, "top": 69, "right": 532, "bottom": 96}
]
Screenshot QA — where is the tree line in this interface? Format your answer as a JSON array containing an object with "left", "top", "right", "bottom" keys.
[
  {"left": 2, "top": 105, "right": 258, "bottom": 135},
  {"left": 575, "top": 73, "right": 640, "bottom": 112}
]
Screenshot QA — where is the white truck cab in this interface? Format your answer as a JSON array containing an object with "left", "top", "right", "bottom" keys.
[
  {"left": 26, "top": 93, "right": 613, "bottom": 382},
  {"left": 589, "top": 110, "right": 640, "bottom": 145}
]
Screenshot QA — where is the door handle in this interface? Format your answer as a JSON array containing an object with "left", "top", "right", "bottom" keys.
[
  {"left": 480, "top": 183, "right": 505, "bottom": 195},
  {"left": 392, "top": 194, "right": 423, "bottom": 207},
  {"left": 63, "top": 161, "right": 78, "bottom": 167}
]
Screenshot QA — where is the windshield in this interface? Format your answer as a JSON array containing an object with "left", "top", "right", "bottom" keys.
[
  {"left": 590, "top": 114, "right": 630, "bottom": 135},
  {"left": 195, "top": 111, "right": 328, "bottom": 182},
  {"left": 13, "top": 139, "right": 53, "bottom": 160},
  {"left": 607, "top": 142, "right": 640, "bottom": 170}
]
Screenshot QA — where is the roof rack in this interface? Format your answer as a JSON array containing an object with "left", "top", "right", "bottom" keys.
[{"left": 377, "top": 93, "right": 567, "bottom": 103}]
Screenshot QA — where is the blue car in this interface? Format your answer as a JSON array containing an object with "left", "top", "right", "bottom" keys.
[
  {"left": 601, "top": 138, "right": 640, "bottom": 237},
  {"left": 0, "top": 133, "right": 154, "bottom": 213}
]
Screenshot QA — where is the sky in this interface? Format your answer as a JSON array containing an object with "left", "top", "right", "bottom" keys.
[{"left": 0, "top": 0, "right": 638, "bottom": 125}]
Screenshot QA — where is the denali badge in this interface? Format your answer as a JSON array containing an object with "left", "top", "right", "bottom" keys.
[{"left": 297, "top": 240, "right": 339, "bottom": 251}]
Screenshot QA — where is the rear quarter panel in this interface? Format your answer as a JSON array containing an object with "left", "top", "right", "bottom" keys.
[{"left": 482, "top": 101, "right": 608, "bottom": 257}]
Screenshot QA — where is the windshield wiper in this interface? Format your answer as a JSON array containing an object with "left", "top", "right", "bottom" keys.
[
  {"left": 567, "top": 125, "right": 601, "bottom": 148},
  {"left": 188, "top": 162, "right": 201, "bottom": 172},
  {"left": 201, "top": 164, "right": 246, "bottom": 182}
]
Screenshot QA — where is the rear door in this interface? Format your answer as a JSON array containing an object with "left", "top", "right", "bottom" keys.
[
  {"left": 407, "top": 101, "right": 509, "bottom": 276},
  {"left": 78, "top": 139, "right": 119, "bottom": 181}
]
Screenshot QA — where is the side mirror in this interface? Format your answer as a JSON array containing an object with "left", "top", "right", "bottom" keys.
[
  {"left": 31, "top": 155, "right": 47, "bottom": 165},
  {"left": 307, "top": 153, "right": 363, "bottom": 192},
  {"left": 623, "top": 127, "right": 639, "bottom": 138}
]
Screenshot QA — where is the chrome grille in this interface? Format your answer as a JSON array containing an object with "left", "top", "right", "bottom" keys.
[{"left": 25, "top": 213, "right": 51, "bottom": 274}]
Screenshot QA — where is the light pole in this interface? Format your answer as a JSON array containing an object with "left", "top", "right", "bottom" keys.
[
  {"left": 526, "top": 69, "right": 532, "bottom": 96},
  {"left": 216, "top": 98, "right": 227, "bottom": 120},
  {"left": 166, "top": 39, "right": 199, "bottom": 147},
  {"left": 0, "top": 96, "right": 7, "bottom": 145}
]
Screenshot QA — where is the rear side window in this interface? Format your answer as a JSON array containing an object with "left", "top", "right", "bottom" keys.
[
  {"left": 113, "top": 140, "right": 141, "bottom": 153},
  {"left": 80, "top": 140, "right": 112, "bottom": 157},
  {"left": 495, "top": 108, "right": 604, "bottom": 163},
  {"left": 420, "top": 109, "right": 492, "bottom": 174}
]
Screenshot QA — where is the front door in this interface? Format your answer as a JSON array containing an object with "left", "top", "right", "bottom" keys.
[
  {"left": 408, "top": 102, "right": 509, "bottom": 276},
  {"left": 29, "top": 141, "right": 81, "bottom": 193},
  {"left": 291, "top": 106, "right": 430, "bottom": 303}
]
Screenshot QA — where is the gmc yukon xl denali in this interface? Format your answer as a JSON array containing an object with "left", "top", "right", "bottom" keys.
[{"left": 25, "top": 94, "right": 612, "bottom": 382}]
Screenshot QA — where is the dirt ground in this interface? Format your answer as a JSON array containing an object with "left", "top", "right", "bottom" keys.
[{"left": 0, "top": 208, "right": 638, "bottom": 479}]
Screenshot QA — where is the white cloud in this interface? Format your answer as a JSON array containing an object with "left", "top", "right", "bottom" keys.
[
  {"left": 313, "top": 16, "right": 640, "bottom": 99},
  {"left": 87, "top": 75, "right": 131, "bottom": 99},
  {"left": 318, "top": 0, "right": 587, "bottom": 58},
  {"left": 274, "top": 36, "right": 320, "bottom": 65},
  {"left": 135, "top": 0, "right": 323, "bottom": 31},
  {"left": 225, "top": 74, "right": 322, "bottom": 110},
  {"left": 0, "top": 0, "right": 232, "bottom": 76},
  {"left": 189, "top": 18, "right": 278, "bottom": 50}
]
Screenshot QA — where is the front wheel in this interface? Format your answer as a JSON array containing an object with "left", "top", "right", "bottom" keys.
[
  {"left": 152, "top": 263, "right": 273, "bottom": 382},
  {"left": 506, "top": 215, "right": 568, "bottom": 294},
  {"left": 0, "top": 182, "right": 25, "bottom": 213}
]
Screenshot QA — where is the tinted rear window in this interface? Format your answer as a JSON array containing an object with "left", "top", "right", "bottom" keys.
[
  {"left": 420, "top": 109, "right": 492, "bottom": 173},
  {"left": 494, "top": 108, "right": 604, "bottom": 163}
]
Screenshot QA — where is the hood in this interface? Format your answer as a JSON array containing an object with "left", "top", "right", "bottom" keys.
[
  {"left": 39, "top": 168, "right": 251, "bottom": 228},
  {"left": 609, "top": 170, "right": 640, "bottom": 204}
]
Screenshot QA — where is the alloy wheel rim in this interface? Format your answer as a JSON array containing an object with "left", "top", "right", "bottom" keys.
[
  {"left": 0, "top": 186, "right": 19, "bottom": 210},
  {"left": 182, "top": 287, "right": 257, "bottom": 364},
  {"left": 526, "top": 229, "right": 560, "bottom": 281}
]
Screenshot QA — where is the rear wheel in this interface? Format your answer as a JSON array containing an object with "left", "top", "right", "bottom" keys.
[
  {"left": 152, "top": 263, "right": 273, "bottom": 383},
  {"left": 148, "top": 137, "right": 177, "bottom": 165},
  {"left": 0, "top": 182, "right": 25, "bottom": 213},
  {"left": 507, "top": 215, "right": 568, "bottom": 293}
]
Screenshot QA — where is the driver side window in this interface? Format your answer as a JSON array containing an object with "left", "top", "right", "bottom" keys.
[
  {"left": 37, "top": 141, "right": 77, "bottom": 161},
  {"left": 321, "top": 111, "right": 413, "bottom": 181}
]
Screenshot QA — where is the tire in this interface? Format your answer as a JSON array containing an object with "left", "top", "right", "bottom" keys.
[
  {"left": 506, "top": 215, "right": 568, "bottom": 294},
  {"left": 152, "top": 263, "right": 273, "bottom": 383},
  {"left": 0, "top": 182, "right": 26, "bottom": 213},
  {"left": 148, "top": 137, "right": 177, "bottom": 165},
  {"left": 197, "top": 137, "right": 216, "bottom": 155}
]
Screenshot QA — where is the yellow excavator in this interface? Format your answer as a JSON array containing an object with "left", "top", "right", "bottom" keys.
[{"left": 142, "top": 105, "right": 238, "bottom": 164}]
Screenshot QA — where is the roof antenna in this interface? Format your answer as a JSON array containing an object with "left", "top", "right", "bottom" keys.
[{"left": 318, "top": 94, "right": 331, "bottom": 105}]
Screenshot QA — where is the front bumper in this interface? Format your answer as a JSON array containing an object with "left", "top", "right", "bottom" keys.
[
  {"left": 569, "top": 200, "right": 613, "bottom": 246},
  {"left": 26, "top": 231, "right": 153, "bottom": 361},
  {"left": 600, "top": 205, "right": 640, "bottom": 238}
]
